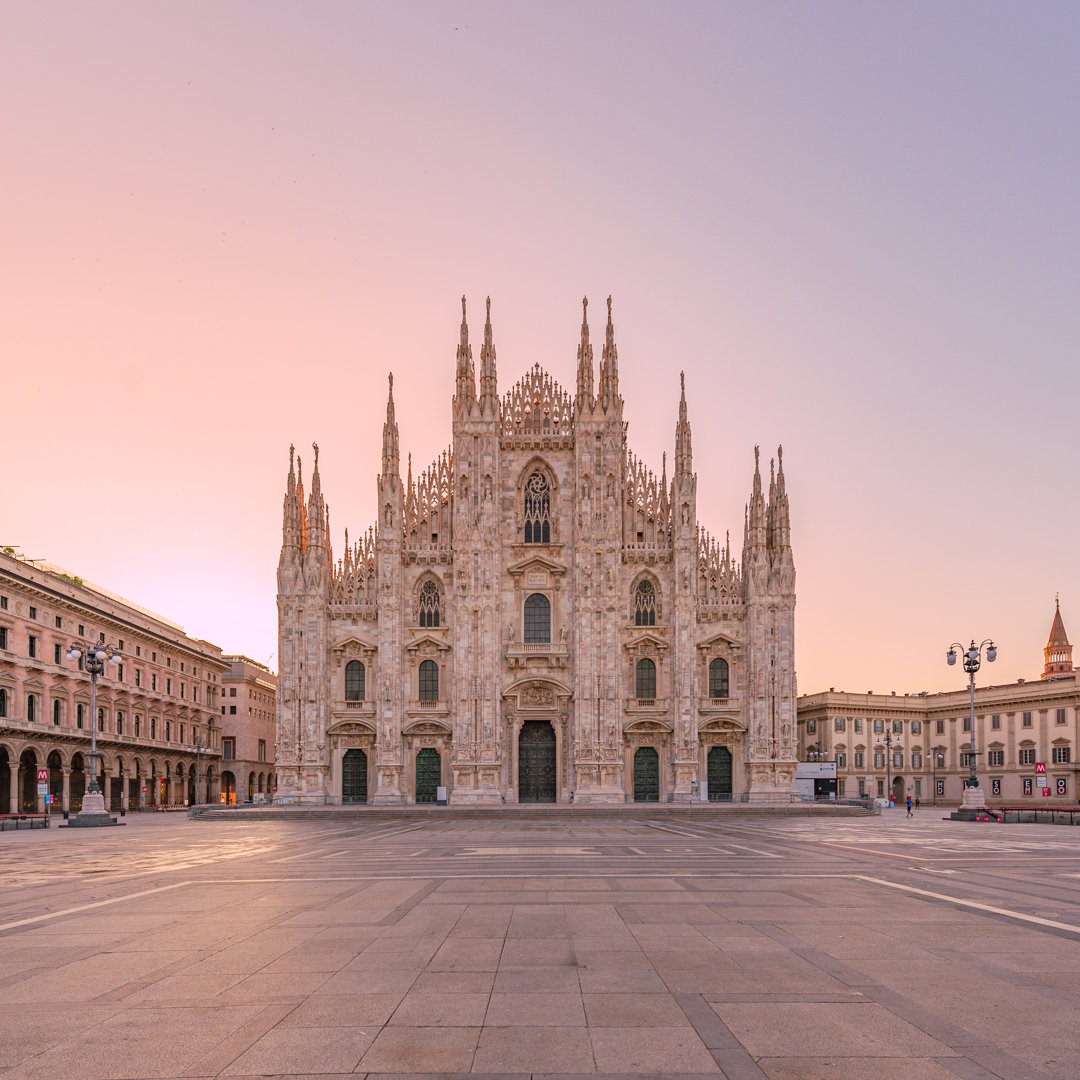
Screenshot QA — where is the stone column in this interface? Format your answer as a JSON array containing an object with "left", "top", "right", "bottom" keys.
[
  {"left": 104, "top": 773, "right": 112, "bottom": 811},
  {"left": 62, "top": 768, "right": 71, "bottom": 815},
  {"left": 120, "top": 769, "right": 128, "bottom": 814}
]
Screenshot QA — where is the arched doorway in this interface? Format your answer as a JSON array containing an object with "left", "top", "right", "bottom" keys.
[
  {"left": 0, "top": 748, "right": 10, "bottom": 814},
  {"left": 892, "top": 776, "right": 905, "bottom": 804},
  {"left": 19, "top": 749, "right": 38, "bottom": 811},
  {"left": 707, "top": 746, "right": 733, "bottom": 801},
  {"left": 221, "top": 771, "right": 236, "bottom": 805},
  {"left": 71, "top": 753, "right": 86, "bottom": 811},
  {"left": 518, "top": 721, "right": 556, "bottom": 803},
  {"left": 415, "top": 748, "right": 440, "bottom": 803},
  {"left": 342, "top": 749, "right": 368, "bottom": 804},
  {"left": 47, "top": 750, "right": 63, "bottom": 811},
  {"left": 633, "top": 747, "right": 660, "bottom": 802}
]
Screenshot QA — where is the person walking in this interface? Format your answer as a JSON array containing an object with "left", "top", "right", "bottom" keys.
[
  {"left": 915, "top": 796, "right": 920, "bottom": 811},
  {"left": 906, "top": 794, "right": 913, "bottom": 818}
]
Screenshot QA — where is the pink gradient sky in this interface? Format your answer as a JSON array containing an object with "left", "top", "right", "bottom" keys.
[{"left": 4, "top": 3, "right": 1078, "bottom": 694}]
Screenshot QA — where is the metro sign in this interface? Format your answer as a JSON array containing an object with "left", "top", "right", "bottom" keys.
[
  {"left": 36, "top": 768, "right": 48, "bottom": 783},
  {"left": 1035, "top": 762, "right": 1047, "bottom": 774}
]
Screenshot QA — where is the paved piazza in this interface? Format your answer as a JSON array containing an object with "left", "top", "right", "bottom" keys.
[{"left": 2, "top": 812, "right": 1079, "bottom": 1080}]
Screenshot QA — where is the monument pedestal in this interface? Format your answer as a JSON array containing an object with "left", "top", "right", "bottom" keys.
[
  {"left": 66, "top": 790, "right": 120, "bottom": 827},
  {"left": 951, "top": 783, "right": 992, "bottom": 821}
]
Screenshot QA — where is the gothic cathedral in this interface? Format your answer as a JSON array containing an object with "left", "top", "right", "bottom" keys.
[{"left": 275, "top": 298, "right": 797, "bottom": 805}]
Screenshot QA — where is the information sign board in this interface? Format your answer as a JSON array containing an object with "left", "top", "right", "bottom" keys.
[
  {"left": 37, "top": 783, "right": 48, "bottom": 796},
  {"left": 1042, "top": 786, "right": 1051, "bottom": 797}
]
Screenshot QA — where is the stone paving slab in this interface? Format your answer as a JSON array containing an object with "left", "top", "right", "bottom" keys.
[{"left": 1, "top": 812, "right": 1079, "bottom": 1078}]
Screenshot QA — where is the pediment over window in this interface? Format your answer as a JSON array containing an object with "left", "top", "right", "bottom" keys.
[
  {"left": 328, "top": 719, "right": 376, "bottom": 736},
  {"left": 404, "top": 632, "right": 452, "bottom": 653},
  {"left": 623, "top": 630, "right": 669, "bottom": 652},
  {"left": 332, "top": 635, "right": 378, "bottom": 654},
  {"left": 698, "top": 717, "right": 746, "bottom": 734},
  {"left": 506, "top": 553, "right": 567, "bottom": 580},
  {"left": 402, "top": 718, "right": 453, "bottom": 736},
  {"left": 696, "top": 631, "right": 743, "bottom": 652},
  {"left": 623, "top": 717, "right": 673, "bottom": 735}
]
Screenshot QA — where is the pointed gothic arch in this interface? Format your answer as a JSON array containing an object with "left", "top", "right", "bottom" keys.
[
  {"left": 416, "top": 574, "right": 443, "bottom": 628},
  {"left": 631, "top": 573, "right": 661, "bottom": 626}
]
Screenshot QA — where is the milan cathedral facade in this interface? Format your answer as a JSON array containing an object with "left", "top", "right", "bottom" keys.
[{"left": 275, "top": 298, "right": 797, "bottom": 805}]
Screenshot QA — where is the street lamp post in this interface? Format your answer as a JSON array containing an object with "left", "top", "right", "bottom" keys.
[
  {"left": 947, "top": 638, "right": 997, "bottom": 818},
  {"left": 65, "top": 639, "right": 122, "bottom": 826}
]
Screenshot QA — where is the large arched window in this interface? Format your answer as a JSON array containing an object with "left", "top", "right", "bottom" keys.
[
  {"left": 709, "top": 657, "right": 729, "bottom": 699},
  {"left": 345, "top": 660, "right": 365, "bottom": 701},
  {"left": 419, "top": 660, "right": 439, "bottom": 702},
  {"left": 418, "top": 580, "right": 440, "bottom": 627},
  {"left": 634, "top": 580, "right": 657, "bottom": 626},
  {"left": 524, "top": 593, "right": 551, "bottom": 643},
  {"left": 636, "top": 658, "right": 657, "bottom": 700},
  {"left": 524, "top": 472, "right": 551, "bottom": 544}
]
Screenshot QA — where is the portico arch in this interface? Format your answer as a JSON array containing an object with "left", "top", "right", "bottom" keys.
[{"left": 502, "top": 676, "right": 573, "bottom": 804}]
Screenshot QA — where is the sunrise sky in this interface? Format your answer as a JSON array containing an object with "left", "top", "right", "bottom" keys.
[{"left": 5, "top": 2, "right": 1078, "bottom": 694}]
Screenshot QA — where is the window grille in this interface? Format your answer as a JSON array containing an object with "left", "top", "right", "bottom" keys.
[
  {"left": 708, "top": 658, "right": 729, "bottom": 699},
  {"left": 635, "top": 658, "right": 656, "bottom": 700},
  {"left": 345, "top": 660, "right": 365, "bottom": 701},
  {"left": 523, "top": 593, "right": 551, "bottom": 644},
  {"left": 419, "top": 660, "right": 439, "bottom": 702}
]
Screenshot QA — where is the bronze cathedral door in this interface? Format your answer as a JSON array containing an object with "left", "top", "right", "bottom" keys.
[{"left": 518, "top": 721, "right": 556, "bottom": 802}]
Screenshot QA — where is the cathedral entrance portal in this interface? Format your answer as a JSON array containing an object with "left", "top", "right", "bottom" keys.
[
  {"left": 415, "top": 748, "right": 441, "bottom": 803},
  {"left": 707, "top": 746, "right": 733, "bottom": 800},
  {"left": 342, "top": 748, "right": 368, "bottom": 804},
  {"left": 518, "top": 720, "right": 556, "bottom": 803},
  {"left": 633, "top": 747, "right": 659, "bottom": 802}
]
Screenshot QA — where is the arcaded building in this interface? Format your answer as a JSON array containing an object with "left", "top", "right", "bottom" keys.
[
  {"left": 0, "top": 549, "right": 227, "bottom": 813},
  {"left": 276, "top": 298, "right": 797, "bottom": 806},
  {"left": 798, "top": 601, "right": 1077, "bottom": 804}
]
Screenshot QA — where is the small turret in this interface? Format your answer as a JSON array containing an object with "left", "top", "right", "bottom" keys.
[
  {"left": 599, "top": 296, "right": 620, "bottom": 412},
  {"left": 381, "top": 373, "right": 399, "bottom": 479},
  {"left": 479, "top": 296, "right": 499, "bottom": 416},
  {"left": 454, "top": 295, "right": 475, "bottom": 412},
  {"left": 576, "top": 296, "right": 594, "bottom": 410},
  {"left": 674, "top": 372, "right": 693, "bottom": 481}
]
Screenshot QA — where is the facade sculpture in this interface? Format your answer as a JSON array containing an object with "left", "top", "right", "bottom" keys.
[{"left": 276, "top": 297, "right": 797, "bottom": 804}]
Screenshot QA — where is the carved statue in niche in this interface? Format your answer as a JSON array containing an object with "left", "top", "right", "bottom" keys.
[{"left": 507, "top": 623, "right": 515, "bottom": 642}]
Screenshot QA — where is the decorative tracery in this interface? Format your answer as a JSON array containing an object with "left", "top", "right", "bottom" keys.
[
  {"left": 523, "top": 472, "right": 551, "bottom": 544},
  {"left": 634, "top": 580, "right": 657, "bottom": 626},
  {"left": 418, "top": 580, "right": 441, "bottom": 627}
]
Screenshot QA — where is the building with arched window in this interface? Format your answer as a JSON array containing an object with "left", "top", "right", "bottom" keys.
[
  {"left": 276, "top": 297, "right": 797, "bottom": 805},
  {"left": 0, "top": 548, "right": 230, "bottom": 814}
]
